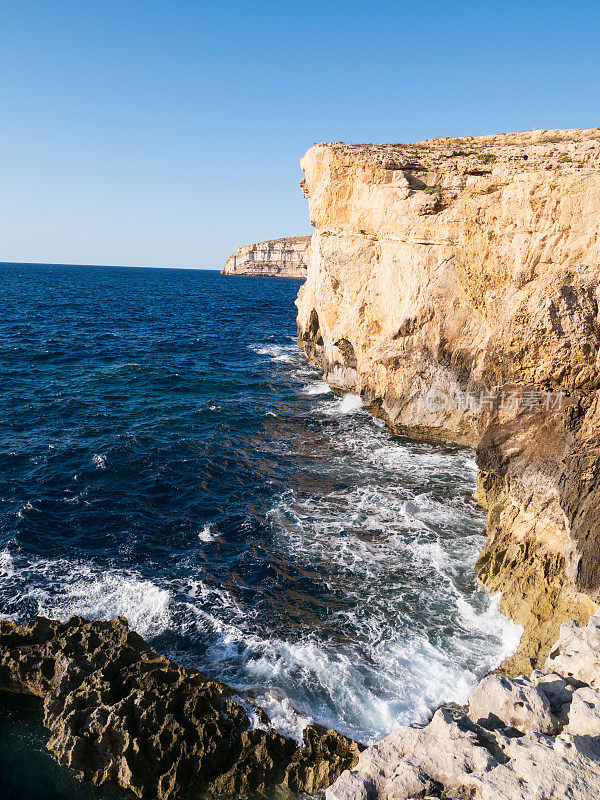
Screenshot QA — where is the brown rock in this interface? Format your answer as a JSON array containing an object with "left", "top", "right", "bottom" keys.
[{"left": 0, "top": 616, "right": 359, "bottom": 798}]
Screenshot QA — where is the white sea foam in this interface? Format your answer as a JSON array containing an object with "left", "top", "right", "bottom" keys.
[
  {"left": 198, "top": 524, "right": 215, "bottom": 542},
  {"left": 302, "top": 381, "right": 331, "bottom": 396},
  {"left": 0, "top": 550, "right": 13, "bottom": 579},
  {"left": 249, "top": 342, "right": 300, "bottom": 364},
  {"left": 93, "top": 453, "right": 107, "bottom": 469},
  {"left": 236, "top": 690, "right": 313, "bottom": 745},
  {"left": 339, "top": 393, "right": 364, "bottom": 413},
  {"left": 2, "top": 556, "right": 171, "bottom": 639},
  {"left": 16, "top": 500, "right": 34, "bottom": 520},
  {"left": 319, "top": 392, "right": 365, "bottom": 416}
]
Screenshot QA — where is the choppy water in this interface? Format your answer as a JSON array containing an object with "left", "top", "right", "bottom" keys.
[{"left": 0, "top": 264, "right": 520, "bottom": 797}]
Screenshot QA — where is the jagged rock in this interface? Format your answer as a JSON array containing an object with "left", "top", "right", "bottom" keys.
[
  {"left": 296, "top": 128, "right": 600, "bottom": 671},
  {"left": 467, "top": 674, "right": 558, "bottom": 734},
  {"left": 466, "top": 732, "right": 600, "bottom": 800},
  {"left": 222, "top": 236, "right": 310, "bottom": 278},
  {"left": 545, "top": 615, "right": 600, "bottom": 686},
  {"left": 0, "top": 616, "right": 359, "bottom": 799},
  {"left": 326, "top": 708, "right": 497, "bottom": 800},
  {"left": 529, "top": 669, "right": 574, "bottom": 723}
]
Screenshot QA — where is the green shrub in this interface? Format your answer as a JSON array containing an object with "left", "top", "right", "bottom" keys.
[
  {"left": 424, "top": 186, "right": 442, "bottom": 194},
  {"left": 482, "top": 154, "right": 497, "bottom": 163},
  {"left": 559, "top": 154, "right": 572, "bottom": 163}
]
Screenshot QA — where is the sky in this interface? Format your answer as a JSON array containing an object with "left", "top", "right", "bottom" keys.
[{"left": 0, "top": 0, "right": 598, "bottom": 268}]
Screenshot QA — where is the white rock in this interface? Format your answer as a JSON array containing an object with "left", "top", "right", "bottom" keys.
[
  {"left": 467, "top": 731, "right": 600, "bottom": 800},
  {"left": 468, "top": 674, "right": 558, "bottom": 734},
  {"left": 545, "top": 613, "right": 600, "bottom": 687},
  {"left": 326, "top": 708, "right": 497, "bottom": 800},
  {"left": 530, "top": 669, "right": 574, "bottom": 722},
  {"left": 565, "top": 686, "right": 600, "bottom": 735}
]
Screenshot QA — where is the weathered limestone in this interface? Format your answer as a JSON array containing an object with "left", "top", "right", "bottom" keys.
[
  {"left": 296, "top": 128, "right": 600, "bottom": 671},
  {"left": 327, "top": 611, "right": 600, "bottom": 800},
  {"left": 222, "top": 235, "right": 311, "bottom": 278},
  {"left": 545, "top": 612, "right": 600, "bottom": 686},
  {"left": 565, "top": 687, "right": 600, "bottom": 735},
  {"left": 468, "top": 673, "right": 558, "bottom": 734},
  {"left": 0, "top": 616, "right": 359, "bottom": 799}
]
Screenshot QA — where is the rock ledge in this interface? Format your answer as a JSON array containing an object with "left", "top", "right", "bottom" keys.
[{"left": 0, "top": 616, "right": 359, "bottom": 799}]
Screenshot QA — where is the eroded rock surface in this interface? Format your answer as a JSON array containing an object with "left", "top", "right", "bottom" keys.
[
  {"left": 327, "top": 611, "right": 600, "bottom": 800},
  {"left": 222, "top": 236, "right": 311, "bottom": 278},
  {"left": 0, "top": 616, "right": 359, "bottom": 799},
  {"left": 296, "top": 128, "right": 600, "bottom": 670}
]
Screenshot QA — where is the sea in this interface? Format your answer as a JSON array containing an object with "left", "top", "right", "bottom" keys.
[{"left": 0, "top": 263, "right": 521, "bottom": 799}]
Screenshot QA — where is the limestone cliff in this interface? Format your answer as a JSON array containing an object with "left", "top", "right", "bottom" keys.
[
  {"left": 296, "top": 128, "right": 600, "bottom": 672},
  {"left": 222, "top": 236, "right": 310, "bottom": 278}
]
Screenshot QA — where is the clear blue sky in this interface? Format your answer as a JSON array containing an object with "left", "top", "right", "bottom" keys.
[{"left": 0, "top": 0, "right": 598, "bottom": 268}]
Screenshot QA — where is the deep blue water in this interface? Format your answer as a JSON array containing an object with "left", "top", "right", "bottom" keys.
[{"left": 0, "top": 264, "right": 519, "bottom": 798}]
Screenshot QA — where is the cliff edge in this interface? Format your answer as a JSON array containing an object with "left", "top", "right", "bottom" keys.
[
  {"left": 222, "top": 236, "right": 311, "bottom": 278},
  {"left": 296, "top": 128, "right": 600, "bottom": 673}
]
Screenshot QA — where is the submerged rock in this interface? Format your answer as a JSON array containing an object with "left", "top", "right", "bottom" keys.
[
  {"left": 327, "top": 610, "right": 600, "bottom": 800},
  {"left": 0, "top": 616, "right": 359, "bottom": 799}
]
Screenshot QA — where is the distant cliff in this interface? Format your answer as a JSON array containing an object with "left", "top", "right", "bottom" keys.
[
  {"left": 222, "top": 236, "right": 311, "bottom": 278},
  {"left": 297, "top": 128, "right": 600, "bottom": 673}
]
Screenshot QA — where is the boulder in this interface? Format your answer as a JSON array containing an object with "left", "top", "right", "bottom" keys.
[
  {"left": 529, "top": 669, "right": 575, "bottom": 723},
  {"left": 467, "top": 674, "right": 558, "bottom": 734},
  {"left": 565, "top": 687, "right": 600, "bottom": 735},
  {"left": 545, "top": 614, "right": 600, "bottom": 686}
]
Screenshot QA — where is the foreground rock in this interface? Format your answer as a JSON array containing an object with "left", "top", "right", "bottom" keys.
[
  {"left": 0, "top": 616, "right": 359, "bottom": 799},
  {"left": 296, "top": 128, "right": 600, "bottom": 671},
  {"left": 327, "top": 611, "right": 600, "bottom": 800},
  {"left": 222, "top": 236, "right": 311, "bottom": 278}
]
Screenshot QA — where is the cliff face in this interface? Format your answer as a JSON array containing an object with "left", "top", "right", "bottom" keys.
[
  {"left": 222, "top": 236, "right": 311, "bottom": 278},
  {"left": 296, "top": 128, "right": 600, "bottom": 672}
]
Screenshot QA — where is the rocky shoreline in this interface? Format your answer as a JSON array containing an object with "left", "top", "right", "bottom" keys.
[
  {"left": 222, "top": 236, "right": 310, "bottom": 278},
  {"left": 1, "top": 127, "right": 599, "bottom": 799},
  {"left": 328, "top": 611, "right": 600, "bottom": 800},
  {"left": 0, "top": 616, "right": 359, "bottom": 799},
  {"left": 296, "top": 127, "right": 600, "bottom": 673}
]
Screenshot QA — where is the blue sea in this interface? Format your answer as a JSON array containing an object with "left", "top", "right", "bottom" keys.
[{"left": 0, "top": 264, "right": 519, "bottom": 799}]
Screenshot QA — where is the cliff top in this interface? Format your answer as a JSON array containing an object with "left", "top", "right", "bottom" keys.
[
  {"left": 308, "top": 127, "right": 600, "bottom": 171},
  {"left": 236, "top": 236, "right": 311, "bottom": 249}
]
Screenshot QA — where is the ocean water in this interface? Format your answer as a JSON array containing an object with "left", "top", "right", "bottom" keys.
[{"left": 0, "top": 264, "right": 520, "bottom": 798}]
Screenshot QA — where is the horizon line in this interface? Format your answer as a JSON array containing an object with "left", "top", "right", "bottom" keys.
[{"left": 0, "top": 261, "right": 221, "bottom": 271}]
